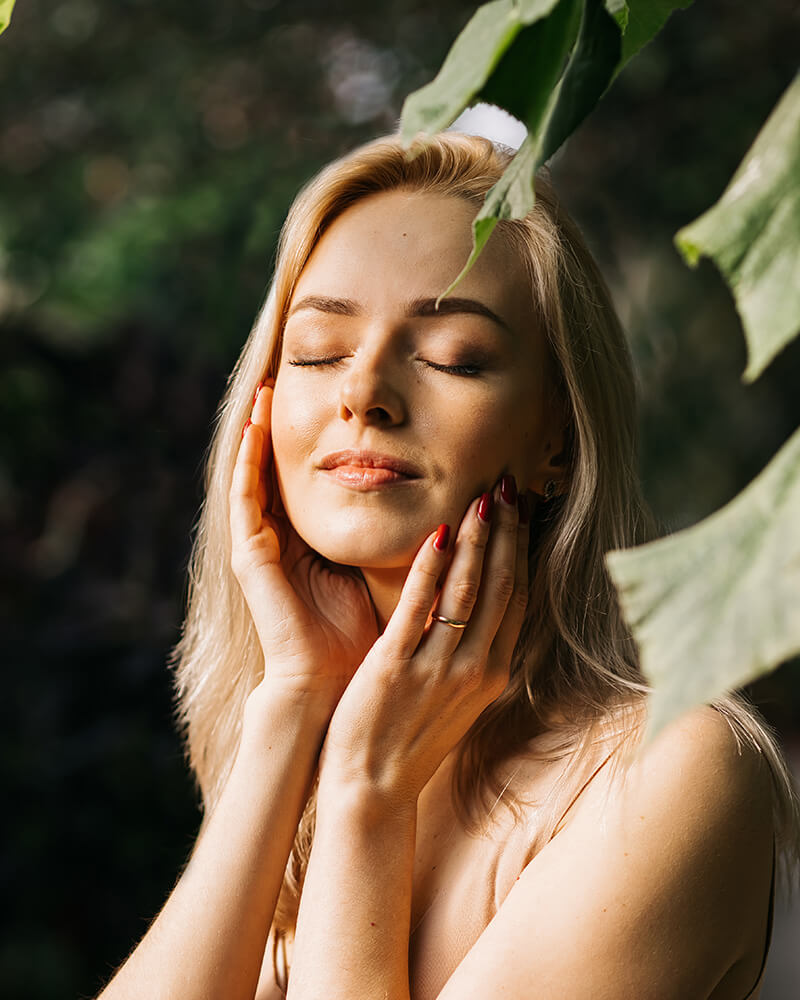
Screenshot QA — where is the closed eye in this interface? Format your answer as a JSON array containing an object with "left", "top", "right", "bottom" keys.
[
  {"left": 424, "top": 360, "right": 484, "bottom": 377},
  {"left": 287, "top": 356, "right": 347, "bottom": 368}
]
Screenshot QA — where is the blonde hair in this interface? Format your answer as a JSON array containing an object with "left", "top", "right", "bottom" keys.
[{"left": 173, "top": 133, "right": 800, "bottom": 945}]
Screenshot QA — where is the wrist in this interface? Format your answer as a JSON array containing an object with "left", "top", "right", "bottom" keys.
[
  {"left": 241, "top": 678, "right": 334, "bottom": 751},
  {"left": 316, "top": 768, "right": 418, "bottom": 830}
]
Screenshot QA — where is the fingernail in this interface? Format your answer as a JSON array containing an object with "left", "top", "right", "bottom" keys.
[
  {"left": 518, "top": 492, "right": 529, "bottom": 524},
  {"left": 434, "top": 523, "right": 450, "bottom": 551},
  {"left": 477, "top": 492, "right": 493, "bottom": 523},
  {"left": 500, "top": 474, "right": 517, "bottom": 506},
  {"left": 253, "top": 381, "right": 264, "bottom": 405},
  {"left": 241, "top": 418, "right": 252, "bottom": 440}
]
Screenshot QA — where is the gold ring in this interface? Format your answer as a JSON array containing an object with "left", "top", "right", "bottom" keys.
[{"left": 431, "top": 613, "right": 468, "bottom": 630}]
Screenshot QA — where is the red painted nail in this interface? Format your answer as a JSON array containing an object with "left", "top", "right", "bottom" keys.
[
  {"left": 500, "top": 474, "right": 517, "bottom": 505},
  {"left": 253, "top": 381, "right": 264, "bottom": 405},
  {"left": 241, "top": 418, "right": 252, "bottom": 439},
  {"left": 477, "top": 492, "right": 493, "bottom": 523},
  {"left": 434, "top": 523, "right": 450, "bottom": 551},
  {"left": 518, "top": 493, "right": 529, "bottom": 524}
]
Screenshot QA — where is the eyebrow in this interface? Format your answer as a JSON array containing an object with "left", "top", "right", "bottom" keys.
[{"left": 287, "top": 294, "right": 512, "bottom": 334}]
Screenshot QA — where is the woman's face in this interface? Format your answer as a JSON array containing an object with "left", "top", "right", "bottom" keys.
[{"left": 271, "top": 189, "right": 561, "bottom": 571}]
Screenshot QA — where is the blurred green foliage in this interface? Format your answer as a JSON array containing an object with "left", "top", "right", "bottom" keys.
[{"left": 1, "top": 1, "right": 799, "bottom": 997}]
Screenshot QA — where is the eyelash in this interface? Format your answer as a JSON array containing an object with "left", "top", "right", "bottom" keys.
[
  {"left": 287, "top": 357, "right": 483, "bottom": 377},
  {"left": 287, "top": 357, "right": 346, "bottom": 368},
  {"left": 423, "top": 360, "right": 482, "bottom": 377}
]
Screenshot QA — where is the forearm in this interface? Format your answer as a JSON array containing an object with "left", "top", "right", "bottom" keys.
[
  {"left": 288, "top": 777, "right": 417, "bottom": 1000},
  {"left": 100, "top": 683, "right": 330, "bottom": 1000}
]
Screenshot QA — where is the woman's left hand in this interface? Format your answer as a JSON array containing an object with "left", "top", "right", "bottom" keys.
[{"left": 319, "top": 476, "right": 530, "bottom": 805}]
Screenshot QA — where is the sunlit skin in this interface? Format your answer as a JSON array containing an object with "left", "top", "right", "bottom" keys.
[
  {"left": 271, "top": 189, "right": 563, "bottom": 623},
  {"left": 97, "top": 188, "right": 776, "bottom": 1000}
]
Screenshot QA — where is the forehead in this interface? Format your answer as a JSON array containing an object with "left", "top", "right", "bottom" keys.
[{"left": 290, "top": 189, "right": 533, "bottom": 329}]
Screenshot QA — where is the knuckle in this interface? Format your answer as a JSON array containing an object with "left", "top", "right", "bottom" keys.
[
  {"left": 450, "top": 577, "right": 480, "bottom": 609},
  {"left": 510, "top": 581, "right": 529, "bottom": 615},
  {"left": 497, "top": 514, "right": 519, "bottom": 539},
  {"left": 404, "top": 589, "right": 433, "bottom": 621},
  {"left": 463, "top": 516, "right": 489, "bottom": 547},
  {"left": 493, "top": 569, "right": 516, "bottom": 603},
  {"left": 415, "top": 561, "right": 440, "bottom": 587}
]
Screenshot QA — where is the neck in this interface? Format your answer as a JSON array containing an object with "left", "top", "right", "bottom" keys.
[{"left": 360, "top": 565, "right": 411, "bottom": 629}]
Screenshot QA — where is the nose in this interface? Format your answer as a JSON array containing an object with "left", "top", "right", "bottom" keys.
[{"left": 338, "top": 342, "right": 406, "bottom": 427}]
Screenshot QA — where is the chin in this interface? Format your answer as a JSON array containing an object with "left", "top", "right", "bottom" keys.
[{"left": 293, "top": 516, "right": 424, "bottom": 571}]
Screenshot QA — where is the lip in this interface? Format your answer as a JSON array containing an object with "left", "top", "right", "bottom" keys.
[{"left": 318, "top": 449, "right": 422, "bottom": 489}]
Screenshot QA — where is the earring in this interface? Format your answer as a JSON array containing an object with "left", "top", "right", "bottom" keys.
[{"left": 543, "top": 479, "right": 557, "bottom": 501}]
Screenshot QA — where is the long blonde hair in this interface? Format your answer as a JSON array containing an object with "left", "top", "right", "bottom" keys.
[{"left": 173, "top": 133, "right": 800, "bottom": 941}]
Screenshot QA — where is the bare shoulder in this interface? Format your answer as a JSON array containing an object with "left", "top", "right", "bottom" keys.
[
  {"left": 632, "top": 704, "right": 772, "bottom": 819},
  {"left": 603, "top": 704, "right": 774, "bottom": 904},
  {"left": 437, "top": 705, "right": 776, "bottom": 999}
]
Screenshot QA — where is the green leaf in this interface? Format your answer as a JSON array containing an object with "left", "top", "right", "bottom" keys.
[
  {"left": 0, "top": 0, "right": 17, "bottom": 34},
  {"left": 539, "top": 0, "right": 622, "bottom": 164},
  {"left": 403, "top": 0, "right": 696, "bottom": 300},
  {"left": 676, "top": 74, "right": 800, "bottom": 382},
  {"left": 607, "top": 425, "right": 800, "bottom": 743},
  {"left": 603, "top": 0, "right": 628, "bottom": 32},
  {"left": 618, "top": 0, "right": 693, "bottom": 67},
  {"left": 400, "top": 0, "right": 567, "bottom": 143},
  {"left": 435, "top": 134, "right": 540, "bottom": 305},
  {"left": 478, "top": 0, "right": 582, "bottom": 131}
]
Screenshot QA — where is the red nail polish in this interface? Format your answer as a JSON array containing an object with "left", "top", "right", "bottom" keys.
[
  {"left": 518, "top": 493, "right": 529, "bottom": 524},
  {"left": 434, "top": 523, "right": 450, "bottom": 551},
  {"left": 500, "top": 475, "right": 517, "bottom": 505},
  {"left": 253, "top": 381, "right": 264, "bottom": 405},
  {"left": 477, "top": 492, "right": 493, "bottom": 523},
  {"left": 241, "top": 418, "right": 252, "bottom": 439}
]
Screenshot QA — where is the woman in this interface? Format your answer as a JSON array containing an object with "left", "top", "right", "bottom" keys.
[{"left": 100, "top": 133, "right": 799, "bottom": 1000}]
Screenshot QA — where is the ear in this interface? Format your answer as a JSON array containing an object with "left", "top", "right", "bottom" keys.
[{"left": 527, "top": 402, "right": 569, "bottom": 499}]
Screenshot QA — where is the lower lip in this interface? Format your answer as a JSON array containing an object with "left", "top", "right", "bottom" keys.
[{"left": 323, "top": 466, "right": 417, "bottom": 490}]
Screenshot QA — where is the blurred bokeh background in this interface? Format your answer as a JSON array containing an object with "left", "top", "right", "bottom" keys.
[{"left": 1, "top": 0, "right": 798, "bottom": 996}]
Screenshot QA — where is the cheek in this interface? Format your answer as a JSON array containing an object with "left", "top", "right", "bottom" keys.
[
  {"left": 270, "top": 375, "right": 324, "bottom": 472},
  {"left": 458, "top": 386, "right": 546, "bottom": 484}
]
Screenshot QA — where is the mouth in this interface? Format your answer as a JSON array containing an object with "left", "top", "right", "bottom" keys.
[{"left": 318, "top": 450, "right": 422, "bottom": 490}]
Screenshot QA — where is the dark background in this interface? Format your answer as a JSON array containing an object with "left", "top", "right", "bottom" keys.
[{"left": 1, "top": 0, "right": 798, "bottom": 996}]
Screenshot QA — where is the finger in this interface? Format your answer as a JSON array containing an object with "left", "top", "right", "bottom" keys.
[
  {"left": 230, "top": 419, "right": 269, "bottom": 543},
  {"left": 458, "top": 475, "right": 520, "bottom": 660},
  {"left": 489, "top": 490, "right": 532, "bottom": 672},
  {"left": 251, "top": 381, "right": 274, "bottom": 512},
  {"left": 425, "top": 492, "right": 492, "bottom": 658},
  {"left": 381, "top": 524, "right": 451, "bottom": 659}
]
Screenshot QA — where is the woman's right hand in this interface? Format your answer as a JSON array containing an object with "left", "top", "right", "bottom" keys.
[{"left": 230, "top": 383, "right": 379, "bottom": 714}]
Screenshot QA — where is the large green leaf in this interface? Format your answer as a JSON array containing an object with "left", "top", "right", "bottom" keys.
[
  {"left": 617, "top": 0, "right": 693, "bottom": 67},
  {"left": 400, "top": 0, "right": 564, "bottom": 143},
  {"left": 607, "top": 425, "right": 800, "bottom": 742},
  {"left": 402, "top": 0, "right": 699, "bottom": 299},
  {"left": 676, "top": 74, "right": 800, "bottom": 383},
  {"left": 539, "top": 0, "right": 622, "bottom": 164},
  {"left": 0, "top": 0, "right": 16, "bottom": 34},
  {"left": 478, "top": 0, "right": 582, "bottom": 131}
]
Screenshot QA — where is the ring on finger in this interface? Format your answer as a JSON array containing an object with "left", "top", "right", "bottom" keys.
[{"left": 431, "top": 613, "right": 468, "bottom": 630}]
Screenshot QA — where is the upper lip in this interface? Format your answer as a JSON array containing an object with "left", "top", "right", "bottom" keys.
[{"left": 318, "top": 450, "right": 422, "bottom": 478}]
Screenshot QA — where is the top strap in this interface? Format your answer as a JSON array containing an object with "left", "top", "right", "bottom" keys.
[{"left": 741, "top": 837, "right": 776, "bottom": 1000}]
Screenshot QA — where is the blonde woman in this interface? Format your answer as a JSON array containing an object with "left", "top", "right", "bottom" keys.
[{"left": 99, "top": 133, "right": 799, "bottom": 1000}]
